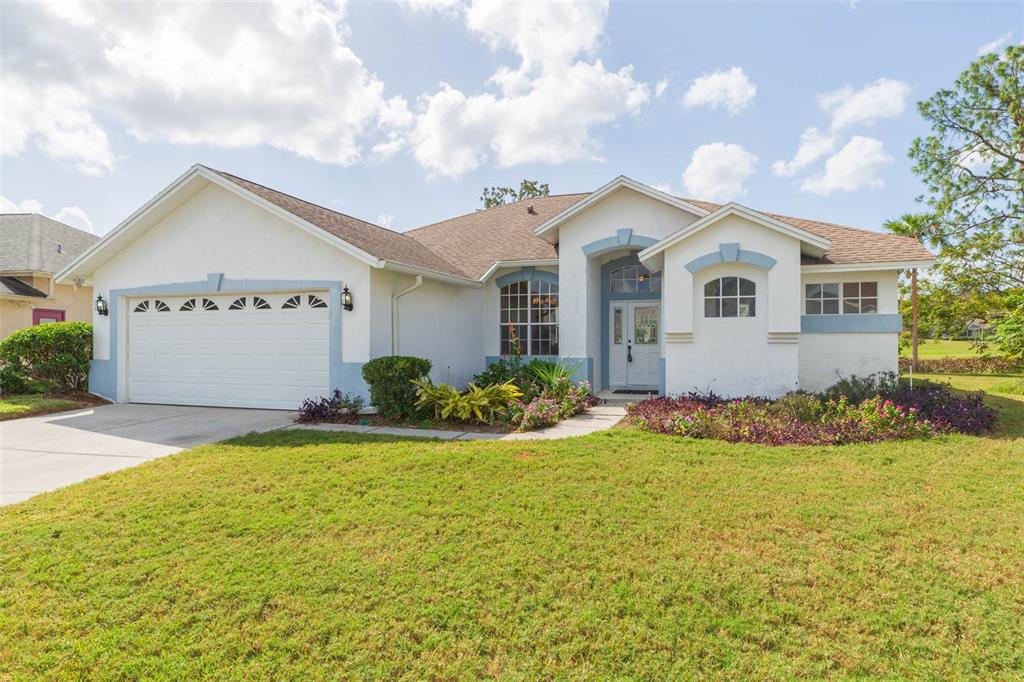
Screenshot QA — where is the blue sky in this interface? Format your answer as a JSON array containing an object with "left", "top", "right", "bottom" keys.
[{"left": 0, "top": 1, "right": 1020, "bottom": 236}]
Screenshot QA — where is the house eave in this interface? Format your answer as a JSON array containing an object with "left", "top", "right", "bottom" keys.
[
  {"left": 478, "top": 259, "right": 560, "bottom": 283},
  {"left": 800, "top": 259, "right": 935, "bottom": 273},
  {"left": 380, "top": 260, "right": 483, "bottom": 288}
]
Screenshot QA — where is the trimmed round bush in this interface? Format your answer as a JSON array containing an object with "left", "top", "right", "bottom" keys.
[
  {"left": 0, "top": 321, "right": 93, "bottom": 393},
  {"left": 361, "top": 356, "right": 432, "bottom": 419}
]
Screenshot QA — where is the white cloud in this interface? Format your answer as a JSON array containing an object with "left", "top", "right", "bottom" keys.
[
  {"left": 398, "top": 0, "right": 465, "bottom": 17},
  {"left": 817, "top": 78, "right": 911, "bottom": 131},
  {"left": 0, "top": 197, "right": 95, "bottom": 233},
  {"left": 409, "top": 1, "right": 650, "bottom": 177},
  {"left": 800, "top": 136, "right": 892, "bottom": 195},
  {"left": 1, "top": 1, "right": 410, "bottom": 174},
  {"left": 683, "top": 67, "right": 757, "bottom": 115},
  {"left": 655, "top": 78, "right": 669, "bottom": 98},
  {"left": 375, "top": 213, "right": 395, "bottom": 229},
  {"left": 682, "top": 143, "right": 757, "bottom": 201},
  {"left": 977, "top": 31, "right": 1012, "bottom": 56},
  {"left": 771, "top": 127, "right": 837, "bottom": 177}
]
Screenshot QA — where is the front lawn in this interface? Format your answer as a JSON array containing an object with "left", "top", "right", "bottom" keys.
[
  {"left": 0, "top": 394, "right": 96, "bottom": 421},
  {"left": 2, "top": 407, "right": 1023, "bottom": 678},
  {"left": 901, "top": 339, "right": 1001, "bottom": 358}
]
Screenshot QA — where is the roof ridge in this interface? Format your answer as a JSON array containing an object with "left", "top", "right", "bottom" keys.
[{"left": 406, "top": 192, "right": 590, "bottom": 235}]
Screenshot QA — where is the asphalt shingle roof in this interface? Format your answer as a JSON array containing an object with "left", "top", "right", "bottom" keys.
[
  {"left": 209, "top": 168, "right": 933, "bottom": 282},
  {"left": 0, "top": 276, "right": 47, "bottom": 298}
]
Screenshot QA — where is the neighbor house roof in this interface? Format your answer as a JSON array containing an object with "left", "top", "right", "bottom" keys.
[
  {"left": 0, "top": 275, "right": 47, "bottom": 298},
  {"left": 0, "top": 214, "right": 99, "bottom": 274}
]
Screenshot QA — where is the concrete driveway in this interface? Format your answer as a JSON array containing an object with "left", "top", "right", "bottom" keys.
[{"left": 0, "top": 404, "right": 294, "bottom": 505}]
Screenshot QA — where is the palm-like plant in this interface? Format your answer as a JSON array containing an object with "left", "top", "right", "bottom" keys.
[{"left": 884, "top": 213, "right": 937, "bottom": 372}]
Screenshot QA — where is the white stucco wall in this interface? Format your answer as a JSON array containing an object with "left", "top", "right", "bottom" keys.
[
  {"left": 660, "top": 215, "right": 802, "bottom": 397},
  {"left": 798, "top": 269, "right": 901, "bottom": 391},
  {"left": 90, "top": 183, "right": 374, "bottom": 399},
  {"left": 553, "top": 188, "right": 701, "bottom": 388}
]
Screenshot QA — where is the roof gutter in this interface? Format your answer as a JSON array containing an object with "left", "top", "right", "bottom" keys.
[
  {"left": 379, "top": 260, "right": 481, "bottom": 288},
  {"left": 391, "top": 275, "right": 423, "bottom": 355},
  {"left": 801, "top": 259, "right": 935, "bottom": 273}
]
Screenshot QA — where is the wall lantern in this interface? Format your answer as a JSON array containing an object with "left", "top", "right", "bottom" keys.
[
  {"left": 95, "top": 294, "right": 109, "bottom": 316},
  {"left": 341, "top": 286, "right": 354, "bottom": 311}
]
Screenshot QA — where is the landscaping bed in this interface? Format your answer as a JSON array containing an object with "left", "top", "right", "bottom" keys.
[{"left": 625, "top": 373, "right": 997, "bottom": 445}]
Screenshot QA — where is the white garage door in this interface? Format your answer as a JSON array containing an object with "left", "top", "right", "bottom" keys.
[{"left": 127, "top": 292, "right": 330, "bottom": 409}]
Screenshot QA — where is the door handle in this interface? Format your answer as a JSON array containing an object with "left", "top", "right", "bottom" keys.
[{"left": 627, "top": 342, "right": 633, "bottom": 363}]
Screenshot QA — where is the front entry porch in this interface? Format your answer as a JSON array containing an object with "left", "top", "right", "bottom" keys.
[{"left": 600, "top": 253, "right": 662, "bottom": 393}]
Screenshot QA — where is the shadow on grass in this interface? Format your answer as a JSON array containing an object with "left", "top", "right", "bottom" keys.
[{"left": 226, "top": 428, "right": 495, "bottom": 448}]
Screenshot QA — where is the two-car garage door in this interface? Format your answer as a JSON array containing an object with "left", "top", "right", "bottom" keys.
[{"left": 127, "top": 292, "right": 330, "bottom": 409}]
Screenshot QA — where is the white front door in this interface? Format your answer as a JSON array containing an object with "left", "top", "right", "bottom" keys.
[{"left": 608, "top": 301, "right": 660, "bottom": 388}]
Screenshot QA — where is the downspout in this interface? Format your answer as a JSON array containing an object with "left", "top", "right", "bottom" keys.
[{"left": 391, "top": 275, "right": 423, "bottom": 355}]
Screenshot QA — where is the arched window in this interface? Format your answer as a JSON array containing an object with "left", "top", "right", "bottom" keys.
[
  {"left": 704, "top": 276, "right": 755, "bottom": 318},
  {"left": 500, "top": 280, "right": 558, "bottom": 355},
  {"left": 609, "top": 263, "right": 661, "bottom": 293}
]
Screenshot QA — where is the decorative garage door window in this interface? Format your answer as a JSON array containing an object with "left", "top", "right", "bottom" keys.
[
  {"left": 130, "top": 294, "right": 327, "bottom": 314},
  {"left": 500, "top": 280, "right": 558, "bottom": 355},
  {"left": 609, "top": 263, "right": 661, "bottom": 293},
  {"left": 704, "top": 277, "right": 756, "bottom": 318},
  {"left": 132, "top": 300, "right": 171, "bottom": 312}
]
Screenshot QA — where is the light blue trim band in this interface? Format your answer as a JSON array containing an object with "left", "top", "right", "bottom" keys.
[
  {"left": 581, "top": 231, "right": 658, "bottom": 257},
  {"left": 89, "top": 274, "right": 369, "bottom": 402},
  {"left": 659, "top": 358, "right": 666, "bottom": 396},
  {"left": 800, "top": 314, "right": 902, "bottom": 333},
  {"left": 685, "top": 242, "right": 777, "bottom": 273},
  {"left": 494, "top": 267, "right": 559, "bottom": 288},
  {"left": 482, "top": 356, "right": 593, "bottom": 387},
  {"left": 601, "top": 253, "right": 662, "bottom": 390}
]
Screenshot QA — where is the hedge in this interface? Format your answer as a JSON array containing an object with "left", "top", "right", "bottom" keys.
[
  {"left": 0, "top": 322, "right": 93, "bottom": 392},
  {"left": 361, "top": 356, "right": 432, "bottom": 419}
]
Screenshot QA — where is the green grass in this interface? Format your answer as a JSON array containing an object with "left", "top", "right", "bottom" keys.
[
  {"left": 901, "top": 339, "right": 1002, "bottom": 358},
  {"left": 3, "top": 389, "right": 1023, "bottom": 679},
  {"left": 0, "top": 394, "right": 85, "bottom": 421}
]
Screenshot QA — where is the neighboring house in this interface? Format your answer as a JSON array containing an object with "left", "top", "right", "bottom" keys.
[
  {"left": 56, "top": 165, "right": 934, "bottom": 409},
  {"left": 964, "top": 318, "right": 994, "bottom": 339},
  {"left": 0, "top": 214, "right": 100, "bottom": 337}
]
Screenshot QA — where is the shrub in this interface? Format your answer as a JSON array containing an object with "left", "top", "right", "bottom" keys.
[
  {"left": 516, "top": 397, "right": 561, "bottom": 431},
  {"left": 818, "top": 372, "right": 901, "bottom": 403},
  {"left": 297, "top": 390, "right": 365, "bottom": 423},
  {"left": 0, "top": 365, "right": 42, "bottom": 395},
  {"left": 526, "top": 359, "right": 580, "bottom": 387},
  {"left": 413, "top": 379, "right": 522, "bottom": 423},
  {"left": 0, "top": 322, "right": 92, "bottom": 392},
  {"left": 361, "top": 356, "right": 432, "bottom": 419},
  {"left": 898, "top": 356, "right": 1021, "bottom": 374},
  {"left": 888, "top": 382, "right": 997, "bottom": 435}
]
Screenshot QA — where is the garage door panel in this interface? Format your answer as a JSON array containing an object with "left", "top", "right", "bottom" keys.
[{"left": 127, "top": 292, "right": 330, "bottom": 409}]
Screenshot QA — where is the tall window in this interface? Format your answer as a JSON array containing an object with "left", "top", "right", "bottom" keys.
[
  {"left": 704, "top": 276, "right": 755, "bottom": 318},
  {"left": 500, "top": 280, "right": 558, "bottom": 355},
  {"left": 806, "top": 282, "right": 878, "bottom": 314},
  {"left": 610, "top": 263, "right": 661, "bottom": 293}
]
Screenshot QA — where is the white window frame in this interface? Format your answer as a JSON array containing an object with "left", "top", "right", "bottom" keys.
[
  {"left": 703, "top": 276, "right": 756, "bottom": 318},
  {"left": 499, "top": 280, "right": 559, "bottom": 356},
  {"left": 805, "top": 281, "right": 878, "bottom": 315}
]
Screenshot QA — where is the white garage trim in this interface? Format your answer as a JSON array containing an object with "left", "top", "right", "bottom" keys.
[{"left": 89, "top": 275, "right": 353, "bottom": 406}]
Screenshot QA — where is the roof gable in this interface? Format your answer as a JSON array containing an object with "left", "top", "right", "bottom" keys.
[
  {"left": 638, "top": 203, "right": 833, "bottom": 263},
  {"left": 532, "top": 176, "right": 709, "bottom": 242}
]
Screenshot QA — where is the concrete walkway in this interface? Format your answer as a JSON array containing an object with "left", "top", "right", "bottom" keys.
[
  {"left": 289, "top": 404, "right": 627, "bottom": 440},
  {"left": 1, "top": 404, "right": 294, "bottom": 505}
]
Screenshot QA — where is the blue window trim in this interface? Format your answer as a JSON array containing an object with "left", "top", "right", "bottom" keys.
[
  {"left": 494, "top": 266, "right": 559, "bottom": 289},
  {"left": 800, "top": 314, "right": 902, "bottom": 333},
  {"left": 89, "top": 273, "right": 368, "bottom": 402},
  {"left": 601, "top": 253, "right": 661, "bottom": 390},
  {"left": 685, "top": 242, "right": 777, "bottom": 274},
  {"left": 581, "top": 229, "right": 658, "bottom": 257}
]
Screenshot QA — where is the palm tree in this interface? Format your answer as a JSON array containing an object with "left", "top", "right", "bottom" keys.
[{"left": 884, "top": 213, "right": 937, "bottom": 372}]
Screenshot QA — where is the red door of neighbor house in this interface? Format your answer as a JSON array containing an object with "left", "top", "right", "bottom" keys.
[{"left": 33, "top": 308, "right": 65, "bottom": 325}]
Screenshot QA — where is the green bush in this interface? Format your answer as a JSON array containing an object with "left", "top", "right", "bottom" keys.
[
  {"left": 0, "top": 365, "right": 40, "bottom": 395},
  {"left": 361, "top": 356, "right": 432, "bottom": 419},
  {"left": 0, "top": 322, "right": 92, "bottom": 392},
  {"left": 413, "top": 379, "right": 522, "bottom": 423}
]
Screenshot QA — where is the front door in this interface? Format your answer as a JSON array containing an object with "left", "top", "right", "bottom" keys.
[
  {"left": 33, "top": 308, "right": 65, "bottom": 325},
  {"left": 608, "top": 301, "right": 660, "bottom": 388}
]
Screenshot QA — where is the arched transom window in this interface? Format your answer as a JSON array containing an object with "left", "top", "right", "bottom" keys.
[
  {"left": 704, "top": 276, "right": 756, "bottom": 318},
  {"left": 609, "top": 263, "right": 661, "bottom": 294},
  {"left": 500, "top": 280, "right": 558, "bottom": 355}
]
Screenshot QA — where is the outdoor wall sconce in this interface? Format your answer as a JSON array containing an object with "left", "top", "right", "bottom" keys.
[
  {"left": 341, "top": 286, "right": 354, "bottom": 311},
  {"left": 95, "top": 294, "right": 109, "bottom": 316}
]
